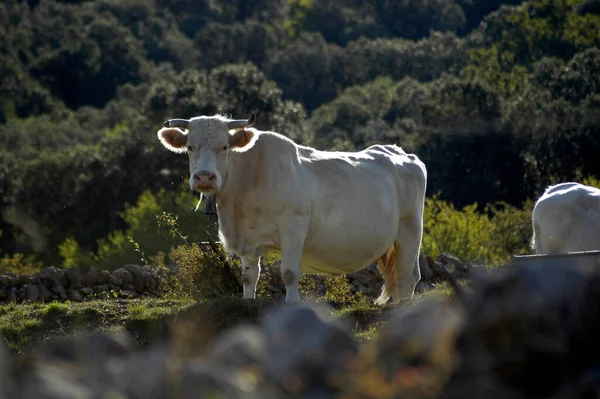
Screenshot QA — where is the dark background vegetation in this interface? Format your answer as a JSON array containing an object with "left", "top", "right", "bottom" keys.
[{"left": 1, "top": 0, "right": 599, "bottom": 269}]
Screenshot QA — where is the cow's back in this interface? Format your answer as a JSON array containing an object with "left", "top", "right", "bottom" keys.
[{"left": 533, "top": 182, "right": 600, "bottom": 253}]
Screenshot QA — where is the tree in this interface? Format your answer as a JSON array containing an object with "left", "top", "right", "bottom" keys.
[
  {"left": 194, "top": 21, "right": 282, "bottom": 70},
  {"left": 266, "top": 32, "right": 338, "bottom": 111},
  {"left": 375, "top": 0, "right": 467, "bottom": 40}
]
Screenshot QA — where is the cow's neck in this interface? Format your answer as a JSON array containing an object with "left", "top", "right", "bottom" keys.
[
  {"left": 214, "top": 149, "right": 252, "bottom": 215},
  {"left": 212, "top": 150, "right": 253, "bottom": 252}
]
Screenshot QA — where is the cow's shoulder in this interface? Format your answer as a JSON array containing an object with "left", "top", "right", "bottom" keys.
[
  {"left": 536, "top": 183, "right": 600, "bottom": 217},
  {"left": 250, "top": 131, "right": 298, "bottom": 154},
  {"left": 363, "top": 143, "right": 407, "bottom": 157},
  {"left": 542, "top": 183, "right": 600, "bottom": 201},
  {"left": 542, "top": 182, "right": 583, "bottom": 197}
]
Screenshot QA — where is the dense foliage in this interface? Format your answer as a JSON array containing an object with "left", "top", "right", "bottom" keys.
[{"left": 1, "top": 0, "right": 599, "bottom": 269}]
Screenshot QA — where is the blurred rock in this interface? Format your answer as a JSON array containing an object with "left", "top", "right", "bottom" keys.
[
  {"left": 208, "top": 325, "right": 266, "bottom": 369},
  {"left": 16, "top": 364, "right": 94, "bottom": 399},
  {"left": 175, "top": 361, "right": 253, "bottom": 399},
  {"left": 37, "top": 332, "right": 133, "bottom": 363},
  {"left": 0, "top": 337, "right": 12, "bottom": 397},
  {"left": 109, "top": 344, "right": 170, "bottom": 399},
  {"left": 369, "top": 298, "right": 465, "bottom": 399},
  {"left": 261, "top": 303, "right": 358, "bottom": 397},
  {"left": 443, "top": 261, "right": 600, "bottom": 399}
]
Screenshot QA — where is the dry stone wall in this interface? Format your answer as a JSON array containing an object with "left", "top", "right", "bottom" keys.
[
  {"left": 0, "top": 253, "right": 474, "bottom": 304},
  {"left": 0, "top": 264, "right": 160, "bottom": 304}
]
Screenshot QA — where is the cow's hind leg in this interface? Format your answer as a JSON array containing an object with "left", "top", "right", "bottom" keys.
[
  {"left": 375, "top": 215, "right": 422, "bottom": 305},
  {"left": 375, "top": 245, "right": 396, "bottom": 305},
  {"left": 376, "top": 215, "right": 422, "bottom": 304},
  {"left": 241, "top": 256, "right": 260, "bottom": 299},
  {"left": 394, "top": 215, "right": 423, "bottom": 301}
]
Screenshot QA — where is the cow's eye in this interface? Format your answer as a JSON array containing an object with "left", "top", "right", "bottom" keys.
[
  {"left": 222, "top": 145, "right": 228, "bottom": 151},
  {"left": 187, "top": 145, "right": 193, "bottom": 152}
]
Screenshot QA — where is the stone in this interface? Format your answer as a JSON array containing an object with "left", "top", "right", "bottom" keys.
[
  {"left": 8, "top": 287, "right": 17, "bottom": 303},
  {"left": 25, "top": 284, "right": 39, "bottom": 302},
  {"left": 376, "top": 297, "right": 464, "bottom": 375},
  {"left": 415, "top": 280, "right": 436, "bottom": 294},
  {"left": 0, "top": 337, "right": 12, "bottom": 395},
  {"left": 95, "top": 285, "right": 109, "bottom": 292},
  {"left": 456, "top": 261, "right": 600, "bottom": 398},
  {"left": 83, "top": 268, "right": 106, "bottom": 287},
  {"left": 208, "top": 325, "right": 266, "bottom": 369},
  {"left": 418, "top": 252, "right": 435, "bottom": 281},
  {"left": 67, "top": 289, "right": 83, "bottom": 302},
  {"left": 52, "top": 285, "right": 68, "bottom": 300},
  {"left": 101, "top": 270, "right": 112, "bottom": 284},
  {"left": 16, "top": 366, "right": 94, "bottom": 399},
  {"left": 177, "top": 361, "right": 251, "bottom": 399},
  {"left": 79, "top": 287, "right": 94, "bottom": 296},
  {"left": 124, "top": 264, "right": 156, "bottom": 293},
  {"left": 64, "top": 266, "right": 82, "bottom": 287},
  {"left": 38, "top": 284, "right": 50, "bottom": 301},
  {"left": 142, "top": 266, "right": 158, "bottom": 290},
  {"left": 34, "top": 267, "right": 67, "bottom": 288},
  {"left": 0, "top": 274, "right": 17, "bottom": 289},
  {"left": 69, "top": 282, "right": 84, "bottom": 290},
  {"left": 39, "top": 332, "right": 132, "bottom": 363},
  {"left": 261, "top": 303, "right": 358, "bottom": 397},
  {"left": 17, "top": 285, "right": 27, "bottom": 302},
  {"left": 110, "top": 345, "right": 171, "bottom": 398},
  {"left": 437, "top": 253, "right": 470, "bottom": 280}
]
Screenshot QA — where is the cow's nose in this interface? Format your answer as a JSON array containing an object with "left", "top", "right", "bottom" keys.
[{"left": 193, "top": 171, "right": 216, "bottom": 187}]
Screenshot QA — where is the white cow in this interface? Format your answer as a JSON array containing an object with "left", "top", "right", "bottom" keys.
[
  {"left": 157, "top": 113, "right": 427, "bottom": 304},
  {"left": 532, "top": 182, "right": 600, "bottom": 254}
]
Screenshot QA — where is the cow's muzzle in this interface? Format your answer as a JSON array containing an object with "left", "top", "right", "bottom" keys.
[{"left": 192, "top": 171, "right": 217, "bottom": 192}]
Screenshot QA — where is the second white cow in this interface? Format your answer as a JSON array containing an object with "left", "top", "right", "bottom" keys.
[
  {"left": 532, "top": 182, "right": 600, "bottom": 254},
  {"left": 157, "top": 113, "right": 427, "bottom": 304}
]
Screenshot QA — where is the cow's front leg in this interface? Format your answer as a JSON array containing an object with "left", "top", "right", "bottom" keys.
[
  {"left": 280, "top": 217, "right": 309, "bottom": 304},
  {"left": 241, "top": 256, "right": 260, "bottom": 299}
]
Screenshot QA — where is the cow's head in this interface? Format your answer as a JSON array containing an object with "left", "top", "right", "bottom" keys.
[{"left": 157, "top": 113, "right": 257, "bottom": 194}]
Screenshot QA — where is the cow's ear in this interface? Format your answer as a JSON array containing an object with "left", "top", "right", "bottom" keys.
[
  {"left": 229, "top": 128, "right": 256, "bottom": 151},
  {"left": 158, "top": 127, "right": 188, "bottom": 153}
]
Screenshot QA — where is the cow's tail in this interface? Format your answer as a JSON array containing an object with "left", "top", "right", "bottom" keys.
[{"left": 375, "top": 244, "right": 397, "bottom": 305}]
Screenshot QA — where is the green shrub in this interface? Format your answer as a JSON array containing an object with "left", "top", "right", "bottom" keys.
[
  {"left": 58, "top": 186, "right": 218, "bottom": 271},
  {"left": 0, "top": 252, "right": 44, "bottom": 275},
  {"left": 422, "top": 194, "right": 532, "bottom": 266},
  {"left": 165, "top": 242, "right": 241, "bottom": 300}
]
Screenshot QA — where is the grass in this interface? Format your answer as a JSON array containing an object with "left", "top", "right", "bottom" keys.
[
  {"left": 0, "top": 298, "right": 194, "bottom": 353},
  {"left": 335, "top": 281, "right": 459, "bottom": 342},
  {"left": 0, "top": 282, "right": 460, "bottom": 355}
]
